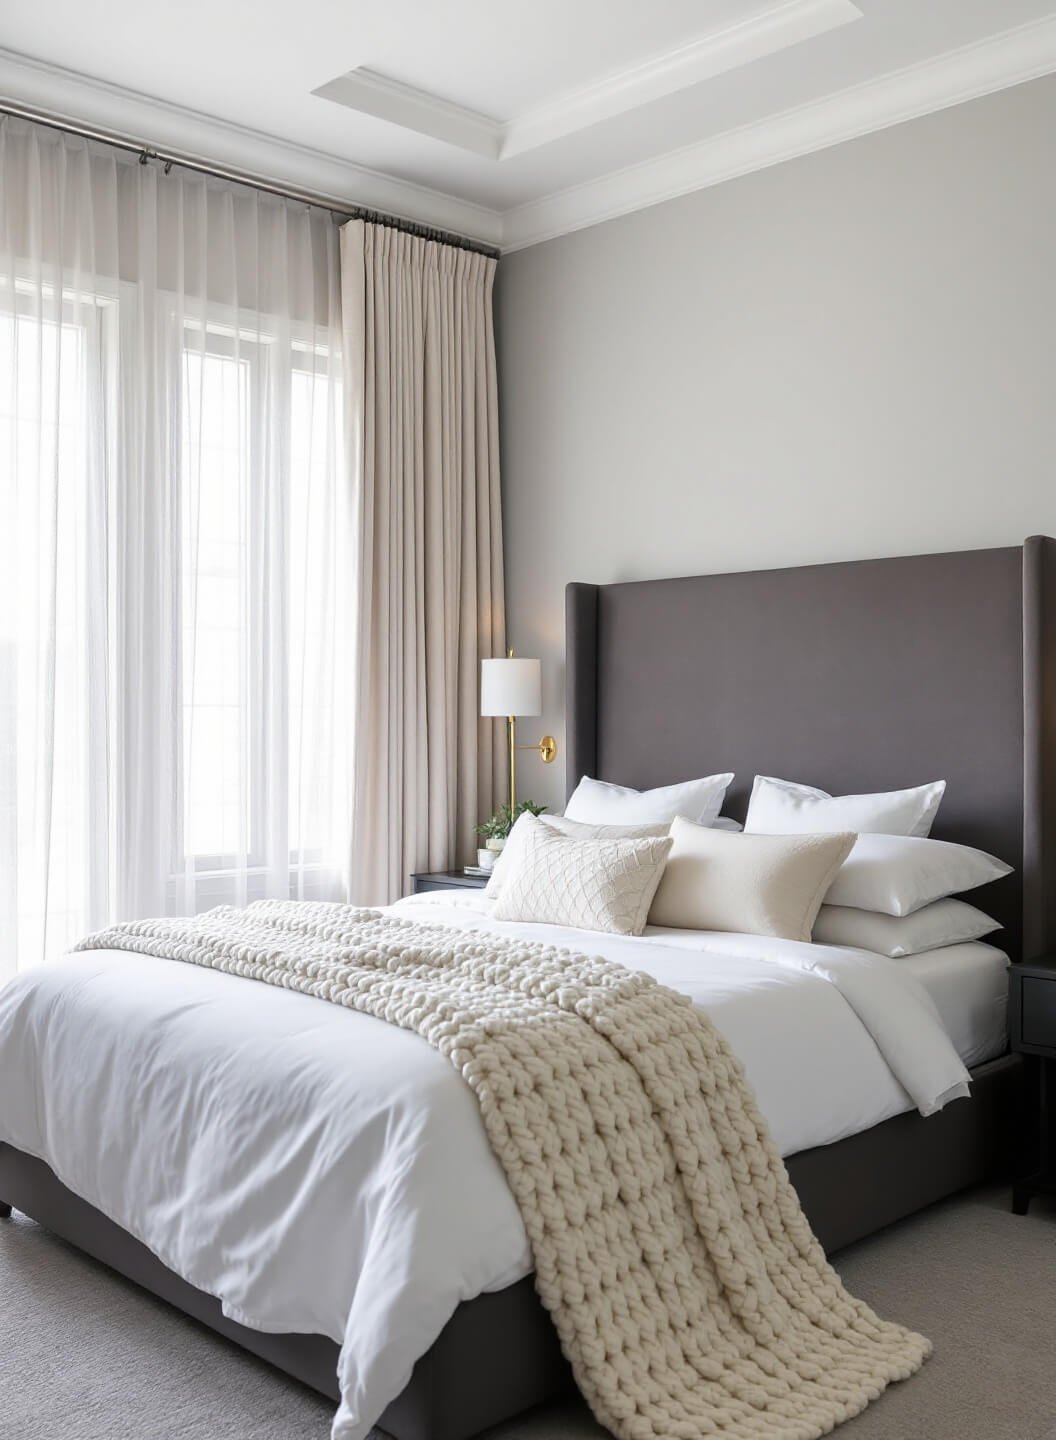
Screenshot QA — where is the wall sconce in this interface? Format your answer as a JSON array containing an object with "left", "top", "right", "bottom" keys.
[{"left": 480, "top": 652, "right": 558, "bottom": 813}]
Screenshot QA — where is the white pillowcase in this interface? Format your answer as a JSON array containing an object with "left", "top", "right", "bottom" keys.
[
  {"left": 824, "top": 833, "right": 1012, "bottom": 917},
  {"left": 812, "top": 897, "right": 1001, "bottom": 958},
  {"left": 745, "top": 775, "right": 946, "bottom": 839},
  {"left": 565, "top": 773, "right": 733, "bottom": 828},
  {"left": 484, "top": 812, "right": 669, "bottom": 899},
  {"left": 492, "top": 815, "right": 672, "bottom": 936},
  {"left": 648, "top": 818, "right": 855, "bottom": 943}
]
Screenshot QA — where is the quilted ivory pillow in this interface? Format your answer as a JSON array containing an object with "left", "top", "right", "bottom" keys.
[
  {"left": 648, "top": 817, "right": 855, "bottom": 943},
  {"left": 744, "top": 775, "right": 946, "bottom": 839},
  {"left": 485, "top": 812, "right": 669, "bottom": 899},
  {"left": 492, "top": 814, "right": 673, "bottom": 936}
]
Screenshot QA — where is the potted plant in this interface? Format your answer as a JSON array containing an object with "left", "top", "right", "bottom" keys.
[{"left": 475, "top": 800, "right": 547, "bottom": 870}]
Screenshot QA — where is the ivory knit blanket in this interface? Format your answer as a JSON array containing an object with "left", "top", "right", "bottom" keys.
[{"left": 77, "top": 900, "right": 930, "bottom": 1440}]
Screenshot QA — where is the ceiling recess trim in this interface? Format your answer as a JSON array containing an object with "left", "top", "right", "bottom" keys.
[
  {"left": 502, "top": 0, "right": 862, "bottom": 158},
  {"left": 313, "top": 0, "right": 862, "bottom": 161},
  {"left": 312, "top": 68, "right": 501, "bottom": 160},
  {"left": 502, "top": 12, "right": 1056, "bottom": 251},
  {"left": 0, "top": 45, "right": 503, "bottom": 246}
]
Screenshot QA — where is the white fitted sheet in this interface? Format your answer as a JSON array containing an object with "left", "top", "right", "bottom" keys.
[{"left": 899, "top": 940, "right": 1009, "bottom": 1069}]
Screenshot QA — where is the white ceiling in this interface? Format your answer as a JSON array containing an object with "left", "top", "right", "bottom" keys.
[{"left": 2, "top": 0, "right": 1056, "bottom": 250}]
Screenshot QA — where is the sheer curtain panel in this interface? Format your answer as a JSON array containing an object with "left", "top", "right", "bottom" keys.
[
  {"left": 0, "top": 118, "right": 351, "bottom": 979},
  {"left": 342, "top": 220, "right": 505, "bottom": 904}
]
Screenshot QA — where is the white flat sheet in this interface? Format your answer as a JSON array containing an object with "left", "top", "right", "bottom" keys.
[
  {"left": 899, "top": 940, "right": 1009, "bottom": 1068},
  {"left": 0, "top": 894, "right": 973, "bottom": 1440}
]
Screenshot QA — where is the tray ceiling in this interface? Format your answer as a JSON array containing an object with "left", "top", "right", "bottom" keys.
[{"left": 1, "top": 0, "right": 1055, "bottom": 250}]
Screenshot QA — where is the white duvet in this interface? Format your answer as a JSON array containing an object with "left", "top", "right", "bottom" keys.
[{"left": 0, "top": 892, "right": 972, "bottom": 1440}]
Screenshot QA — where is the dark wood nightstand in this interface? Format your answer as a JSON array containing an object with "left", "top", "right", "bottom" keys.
[
  {"left": 411, "top": 870, "right": 490, "bottom": 895},
  {"left": 1009, "top": 955, "right": 1056, "bottom": 1215}
]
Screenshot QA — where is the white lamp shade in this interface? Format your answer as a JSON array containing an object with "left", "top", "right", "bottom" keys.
[{"left": 481, "top": 657, "right": 542, "bottom": 717}]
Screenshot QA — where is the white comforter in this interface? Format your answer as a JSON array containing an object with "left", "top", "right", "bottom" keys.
[{"left": 0, "top": 892, "right": 971, "bottom": 1440}]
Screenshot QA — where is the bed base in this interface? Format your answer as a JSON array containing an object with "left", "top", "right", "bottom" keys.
[{"left": 0, "top": 1052, "right": 1021, "bottom": 1440}]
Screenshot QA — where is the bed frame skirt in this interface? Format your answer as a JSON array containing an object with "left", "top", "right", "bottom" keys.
[{"left": 0, "top": 1051, "right": 1021, "bottom": 1440}]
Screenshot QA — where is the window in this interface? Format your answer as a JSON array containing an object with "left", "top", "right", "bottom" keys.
[
  {"left": 287, "top": 347, "right": 349, "bottom": 866},
  {"left": 1, "top": 141, "right": 348, "bottom": 980},
  {"left": 0, "top": 286, "right": 109, "bottom": 962},
  {"left": 180, "top": 338, "right": 252, "bottom": 863},
  {"left": 1, "top": 287, "right": 347, "bottom": 975},
  {"left": 175, "top": 318, "right": 348, "bottom": 890}
]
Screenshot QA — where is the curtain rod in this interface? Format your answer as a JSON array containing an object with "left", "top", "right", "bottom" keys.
[{"left": 0, "top": 98, "right": 502, "bottom": 260}]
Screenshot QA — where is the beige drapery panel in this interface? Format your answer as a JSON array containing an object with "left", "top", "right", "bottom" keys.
[{"left": 341, "top": 220, "right": 505, "bottom": 904}]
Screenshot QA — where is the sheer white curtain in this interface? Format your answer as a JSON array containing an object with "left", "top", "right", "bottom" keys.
[{"left": 0, "top": 117, "right": 351, "bottom": 980}]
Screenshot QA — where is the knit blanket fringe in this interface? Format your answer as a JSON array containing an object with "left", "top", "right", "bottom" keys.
[{"left": 77, "top": 901, "right": 930, "bottom": 1440}]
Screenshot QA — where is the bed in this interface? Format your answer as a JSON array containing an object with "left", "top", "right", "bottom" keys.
[{"left": 2, "top": 536, "right": 1054, "bottom": 1440}]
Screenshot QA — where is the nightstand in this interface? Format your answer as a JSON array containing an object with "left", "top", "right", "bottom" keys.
[
  {"left": 1009, "top": 954, "right": 1056, "bottom": 1215},
  {"left": 411, "top": 870, "right": 490, "bottom": 895}
]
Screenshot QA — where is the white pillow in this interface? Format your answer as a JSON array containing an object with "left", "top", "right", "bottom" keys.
[
  {"left": 648, "top": 818, "right": 855, "bottom": 943},
  {"left": 712, "top": 816, "right": 743, "bottom": 832},
  {"left": 484, "top": 812, "right": 669, "bottom": 899},
  {"left": 812, "top": 897, "right": 1001, "bottom": 958},
  {"left": 824, "top": 833, "right": 1013, "bottom": 917},
  {"left": 744, "top": 775, "right": 946, "bottom": 839},
  {"left": 565, "top": 773, "right": 733, "bottom": 828},
  {"left": 492, "top": 815, "right": 672, "bottom": 936}
]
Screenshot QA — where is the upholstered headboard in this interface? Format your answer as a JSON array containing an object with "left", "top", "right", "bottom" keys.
[{"left": 566, "top": 537, "right": 1056, "bottom": 962}]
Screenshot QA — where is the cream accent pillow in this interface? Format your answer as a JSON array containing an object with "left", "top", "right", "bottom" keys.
[
  {"left": 484, "top": 812, "right": 669, "bottom": 899},
  {"left": 649, "top": 818, "right": 855, "bottom": 943},
  {"left": 744, "top": 776, "right": 946, "bottom": 839},
  {"left": 492, "top": 815, "right": 672, "bottom": 936}
]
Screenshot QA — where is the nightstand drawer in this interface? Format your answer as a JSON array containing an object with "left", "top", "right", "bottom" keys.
[
  {"left": 1021, "top": 976, "right": 1056, "bottom": 1051},
  {"left": 411, "top": 870, "right": 490, "bottom": 895},
  {"left": 1009, "top": 956, "right": 1056, "bottom": 1215}
]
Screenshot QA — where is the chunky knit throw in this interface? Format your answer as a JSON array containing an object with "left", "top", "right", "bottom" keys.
[{"left": 78, "top": 901, "right": 930, "bottom": 1439}]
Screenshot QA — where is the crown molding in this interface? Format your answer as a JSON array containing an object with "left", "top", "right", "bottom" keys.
[
  {"left": 0, "top": 47, "right": 503, "bottom": 247},
  {"left": 501, "top": 13, "right": 1056, "bottom": 251},
  {"left": 314, "top": 0, "right": 861, "bottom": 162}
]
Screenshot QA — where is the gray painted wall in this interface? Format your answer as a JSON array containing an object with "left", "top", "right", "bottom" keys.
[{"left": 495, "top": 74, "right": 1056, "bottom": 811}]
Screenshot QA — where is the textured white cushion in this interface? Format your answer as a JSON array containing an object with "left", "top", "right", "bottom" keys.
[
  {"left": 564, "top": 773, "right": 733, "bottom": 828},
  {"left": 492, "top": 815, "right": 672, "bottom": 936},
  {"left": 648, "top": 818, "right": 855, "bottom": 943},
  {"left": 812, "top": 897, "right": 1001, "bottom": 958},
  {"left": 745, "top": 775, "right": 946, "bottom": 839},
  {"left": 824, "top": 833, "right": 1013, "bottom": 917},
  {"left": 485, "top": 812, "right": 669, "bottom": 899}
]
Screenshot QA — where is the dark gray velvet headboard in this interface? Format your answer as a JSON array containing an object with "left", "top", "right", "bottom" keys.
[{"left": 566, "top": 537, "right": 1056, "bottom": 963}]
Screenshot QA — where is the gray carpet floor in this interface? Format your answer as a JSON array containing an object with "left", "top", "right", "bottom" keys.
[{"left": 3, "top": 1185, "right": 1056, "bottom": 1440}]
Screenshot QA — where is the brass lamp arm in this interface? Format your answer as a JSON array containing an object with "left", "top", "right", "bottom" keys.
[
  {"left": 514, "top": 737, "right": 558, "bottom": 763},
  {"left": 504, "top": 715, "right": 558, "bottom": 814}
]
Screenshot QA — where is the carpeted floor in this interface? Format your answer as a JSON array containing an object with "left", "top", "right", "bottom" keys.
[{"left": 2, "top": 1185, "right": 1056, "bottom": 1440}]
